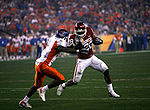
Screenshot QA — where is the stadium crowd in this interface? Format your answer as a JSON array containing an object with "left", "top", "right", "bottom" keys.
[{"left": 0, "top": 0, "right": 150, "bottom": 61}]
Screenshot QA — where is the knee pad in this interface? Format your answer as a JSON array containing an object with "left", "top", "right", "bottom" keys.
[{"left": 74, "top": 72, "right": 82, "bottom": 83}]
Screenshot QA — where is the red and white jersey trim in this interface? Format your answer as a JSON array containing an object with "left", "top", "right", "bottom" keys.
[{"left": 35, "top": 36, "right": 67, "bottom": 66}]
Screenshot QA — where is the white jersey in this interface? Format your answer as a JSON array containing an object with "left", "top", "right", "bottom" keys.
[
  {"left": 12, "top": 37, "right": 20, "bottom": 47},
  {"left": 25, "top": 36, "right": 32, "bottom": 45},
  {"left": 20, "top": 35, "right": 26, "bottom": 45},
  {"left": 36, "top": 36, "right": 67, "bottom": 66}
]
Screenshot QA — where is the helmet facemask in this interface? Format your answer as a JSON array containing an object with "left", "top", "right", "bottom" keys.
[
  {"left": 56, "top": 29, "right": 69, "bottom": 40},
  {"left": 75, "top": 22, "right": 87, "bottom": 38}
]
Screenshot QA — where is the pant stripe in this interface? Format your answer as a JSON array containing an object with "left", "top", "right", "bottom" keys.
[{"left": 73, "top": 58, "right": 78, "bottom": 82}]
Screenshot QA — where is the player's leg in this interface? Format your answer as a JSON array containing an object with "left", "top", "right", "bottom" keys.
[
  {"left": 41, "top": 63, "right": 65, "bottom": 88},
  {"left": 29, "top": 44, "right": 31, "bottom": 57},
  {"left": 13, "top": 47, "right": 16, "bottom": 59},
  {"left": 20, "top": 71, "right": 45, "bottom": 106},
  {"left": 57, "top": 58, "right": 90, "bottom": 96},
  {"left": 19, "top": 66, "right": 45, "bottom": 108},
  {"left": 38, "top": 63, "right": 65, "bottom": 100},
  {"left": 90, "top": 55, "right": 120, "bottom": 98},
  {"left": 103, "top": 69, "right": 120, "bottom": 97},
  {"left": 16, "top": 47, "right": 19, "bottom": 60}
]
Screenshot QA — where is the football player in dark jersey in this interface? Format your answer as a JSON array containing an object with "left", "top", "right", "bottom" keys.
[{"left": 57, "top": 21, "right": 120, "bottom": 98}]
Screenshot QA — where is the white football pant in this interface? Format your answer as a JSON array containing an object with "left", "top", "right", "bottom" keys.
[{"left": 73, "top": 55, "right": 108, "bottom": 83}]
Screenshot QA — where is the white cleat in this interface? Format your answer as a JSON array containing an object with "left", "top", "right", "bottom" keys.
[
  {"left": 19, "top": 100, "right": 32, "bottom": 109},
  {"left": 37, "top": 87, "right": 46, "bottom": 101},
  {"left": 109, "top": 90, "right": 120, "bottom": 98},
  {"left": 57, "top": 84, "right": 64, "bottom": 96}
]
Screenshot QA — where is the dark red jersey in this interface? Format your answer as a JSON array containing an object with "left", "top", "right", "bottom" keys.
[{"left": 69, "top": 26, "right": 95, "bottom": 59}]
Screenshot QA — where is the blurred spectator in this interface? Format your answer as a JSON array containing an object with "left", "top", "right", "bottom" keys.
[
  {"left": 30, "top": 35, "right": 37, "bottom": 59},
  {"left": 6, "top": 35, "right": 13, "bottom": 59},
  {"left": 126, "top": 32, "right": 132, "bottom": 51},
  {"left": 20, "top": 33, "right": 26, "bottom": 58},
  {"left": 114, "top": 32, "right": 122, "bottom": 53},
  {"left": 25, "top": 33, "right": 32, "bottom": 58},
  {"left": 147, "top": 28, "right": 150, "bottom": 49},
  {"left": 0, "top": 34, "right": 9, "bottom": 61},
  {"left": 12, "top": 35, "right": 20, "bottom": 60},
  {"left": 36, "top": 34, "right": 43, "bottom": 58},
  {"left": 0, "top": 0, "right": 149, "bottom": 59},
  {"left": 122, "top": 31, "right": 127, "bottom": 51},
  {"left": 0, "top": 0, "right": 149, "bottom": 35}
]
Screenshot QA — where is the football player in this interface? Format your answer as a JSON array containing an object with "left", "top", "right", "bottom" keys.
[
  {"left": 12, "top": 35, "right": 20, "bottom": 60},
  {"left": 19, "top": 29, "right": 78, "bottom": 108},
  {"left": 57, "top": 21, "right": 120, "bottom": 98}
]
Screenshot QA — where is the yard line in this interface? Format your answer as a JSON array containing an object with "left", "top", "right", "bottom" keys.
[
  {"left": 83, "top": 78, "right": 150, "bottom": 82},
  {"left": 0, "top": 77, "right": 150, "bottom": 83},
  {"left": 0, "top": 98, "right": 150, "bottom": 101},
  {"left": 61, "top": 50, "right": 150, "bottom": 58},
  {"left": 1, "top": 86, "right": 150, "bottom": 91}
]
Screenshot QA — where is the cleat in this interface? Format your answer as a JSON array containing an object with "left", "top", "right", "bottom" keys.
[
  {"left": 19, "top": 100, "right": 32, "bottom": 108},
  {"left": 37, "top": 87, "right": 46, "bottom": 101},
  {"left": 109, "top": 90, "right": 120, "bottom": 98},
  {"left": 57, "top": 84, "right": 64, "bottom": 96}
]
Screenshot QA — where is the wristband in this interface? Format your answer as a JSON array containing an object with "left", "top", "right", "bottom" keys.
[{"left": 76, "top": 49, "right": 79, "bottom": 53}]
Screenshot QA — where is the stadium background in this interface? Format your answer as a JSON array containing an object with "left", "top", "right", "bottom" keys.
[
  {"left": 0, "top": 0, "right": 150, "bottom": 54},
  {"left": 0, "top": 0, "right": 150, "bottom": 110}
]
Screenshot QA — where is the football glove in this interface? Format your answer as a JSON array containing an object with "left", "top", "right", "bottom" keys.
[
  {"left": 74, "top": 35, "right": 82, "bottom": 50},
  {"left": 93, "top": 37, "right": 103, "bottom": 45},
  {"left": 79, "top": 48, "right": 89, "bottom": 54},
  {"left": 74, "top": 35, "right": 80, "bottom": 45}
]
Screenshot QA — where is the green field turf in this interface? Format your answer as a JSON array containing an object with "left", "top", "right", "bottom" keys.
[{"left": 0, "top": 51, "right": 150, "bottom": 110}]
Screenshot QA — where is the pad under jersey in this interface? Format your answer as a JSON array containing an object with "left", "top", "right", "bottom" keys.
[
  {"left": 69, "top": 26, "right": 95, "bottom": 59},
  {"left": 35, "top": 36, "right": 67, "bottom": 66}
]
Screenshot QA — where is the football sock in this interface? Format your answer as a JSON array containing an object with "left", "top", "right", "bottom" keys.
[
  {"left": 42, "top": 85, "right": 49, "bottom": 91},
  {"left": 48, "top": 80, "right": 65, "bottom": 89},
  {"left": 65, "top": 79, "right": 77, "bottom": 87},
  {"left": 104, "top": 69, "right": 112, "bottom": 84},
  {"left": 23, "top": 96, "right": 30, "bottom": 103},
  {"left": 107, "top": 83, "right": 113, "bottom": 92},
  {"left": 27, "top": 86, "right": 38, "bottom": 98},
  {"left": 62, "top": 83, "right": 66, "bottom": 88}
]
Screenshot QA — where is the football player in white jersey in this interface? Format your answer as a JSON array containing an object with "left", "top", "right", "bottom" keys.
[
  {"left": 12, "top": 35, "right": 20, "bottom": 60},
  {"left": 19, "top": 29, "right": 79, "bottom": 108},
  {"left": 57, "top": 21, "right": 120, "bottom": 98}
]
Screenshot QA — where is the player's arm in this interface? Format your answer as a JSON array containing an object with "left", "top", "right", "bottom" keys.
[
  {"left": 92, "top": 34, "right": 103, "bottom": 45},
  {"left": 88, "top": 27, "right": 103, "bottom": 45},
  {"left": 57, "top": 45, "right": 88, "bottom": 54},
  {"left": 57, "top": 46, "right": 78, "bottom": 53}
]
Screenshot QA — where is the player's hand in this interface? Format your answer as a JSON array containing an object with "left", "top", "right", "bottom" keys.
[
  {"left": 93, "top": 37, "right": 103, "bottom": 45},
  {"left": 74, "top": 35, "right": 80, "bottom": 45}
]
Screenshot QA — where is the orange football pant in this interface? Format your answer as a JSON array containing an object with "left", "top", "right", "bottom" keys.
[
  {"left": 34, "top": 63, "right": 65, "bottom": 87},
  {"left": 25, "top": 44, "right": 31, "bottom": 53},
  {"left": 13, "top": 46, "right": 19, "bottom": 53}
]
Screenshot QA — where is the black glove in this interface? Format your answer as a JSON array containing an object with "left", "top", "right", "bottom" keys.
[
  {"left": 74, "top": 35, "right": 82, "bottom": 50},
  {"left": 93, "top": 37, "right": 103, "bottom": 45},
  {"left": 74, "top": 35, "right": 80, "bottom": 45}
]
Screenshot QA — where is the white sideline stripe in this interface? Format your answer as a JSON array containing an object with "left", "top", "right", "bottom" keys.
[
  {"left": 0, "top": 98, "right": 150, "bottom": 101},
  {"left": 1, "top": 86, "right": 150, "bottom": 91},
  {"left": 61, "top": 50, "right": 150, "bottom": 58},
  {"left": 0, "top": 78, "right": 150, "bottom": 83}
]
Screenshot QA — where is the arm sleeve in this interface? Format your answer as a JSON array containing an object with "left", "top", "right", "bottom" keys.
[
  {"left": 57, "top": 46, "right": 77, "bottom": 53},
  {"left": 57, "top": 39, "right": 67, "bottom": 47},
  {"left": 88, "top": 27, "right": 103, "bottom": 45}
]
